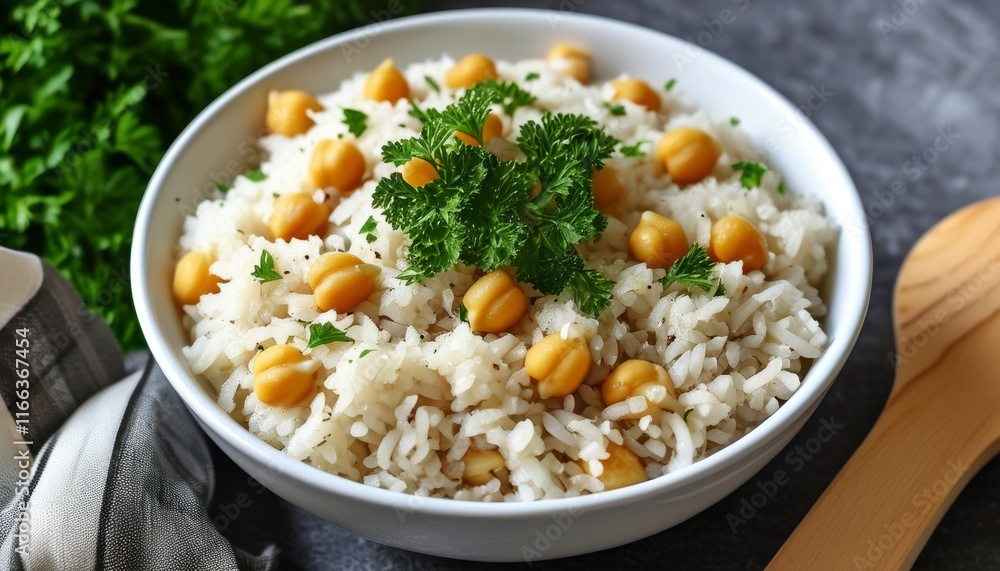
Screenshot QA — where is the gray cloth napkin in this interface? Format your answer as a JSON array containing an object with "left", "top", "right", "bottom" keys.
[{"left": 0, "top": 247, "right": 279, "bottom": 570}]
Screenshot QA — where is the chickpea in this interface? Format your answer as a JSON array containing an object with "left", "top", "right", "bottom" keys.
[
  {"left": 463, "top": 270, "right": 528, "bottom": 334},
  {"left": 252, "top": 344, "right": 318, "bottom": 406},
  {"left": 611, "top": 78, "right": 661, "bottom": 112},
  {"left": 455, "top": 113, "right": 503, "bottom": 146},
  {"left": 709, "top": 215, "right": 769, "bottom": 272},
  {"left": 363, "top": 58, "right": 409, "bottom": 103},
  {"left": 309, "top": 139, "right": 366, "bottom": 193},
  {"left": 173, "top": 251, "right": 221, "bottom": 306},
  {"left": 266, "top": 90, "right": 323, "bottom": 137},
  {"left": 268, "top": 192, "right": 332, "bottom": 242},
  {"left": 461, "top": 448, "right": 506, "bottom": 486},
  {"left": 445, "top": 54, "right": 498, "bottom": 89},
  {"left": 628, "top": 211, "right": 688, "bottom": 269},
  {"left": 546, "top": 43, "right": 591, "bottom": 84},
  {"left": 656, "top": 127, "right": 721, "bottom": 186},
  {"left": 401, "top": 157, "right": 439, "bottom": 188},
  {"left": 525, "top": 332, "right": 592, "bottom": 399},
  {"left": 581, "top": 442, "right": 648, "bottom": 491},
  {"left": 591, "top": 166, "right": 627, "bottom": 214},
  {"left": 307, "top": 252, "right": 380, "bottom": 313},
  {"left": 601, "top": 359, "right": 681, "bottom": 419}
]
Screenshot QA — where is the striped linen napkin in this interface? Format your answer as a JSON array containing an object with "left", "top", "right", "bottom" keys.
[{"left": 0, "top": 247, "right": 277, "bottom": 570}]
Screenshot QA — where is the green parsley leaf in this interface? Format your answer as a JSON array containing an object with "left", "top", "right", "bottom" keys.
[
  {"left": 471, "top": 79, "right": 536, "bottom": 117},
  {"left": 603, "top": 102, "right": 626, "bottom": 116},
  {"left": 215, "top": 181, "right": 229, "bottom": 194},
  {"left": 660, "top": 244, "right": 725, "bottom": 295},
  {"left": 342, "top": 108, "right": 367, "bottom": 138},
  {"left": 618, "top": 140, "right": 647, "bottom": 157},
  {"left": 307, "top": 322, "right": 352, "bottom": 348},
  {"left": 731, "top": 161, "right": 770, "bottom": 189},
  {"left": 359, "top": 215, "right": 378, "bottom": 243},
  {"left": 665, "top": 78, "right": 677, "bottom": 91},
  {"left": 525, "top": 72, "right": 540, "bottom": 81},
  {"left": 778, "top": 181, "right": 787, "bottom": 195},
  {"left": 683, "top": 409, "right": 693, "bottom": 422},
  {"left": 359, "top": 348, "right": 375, "bottom": 359},
  {"left": 244, "top": 169, "right": 267, "bottom": 182},
  {"left": 458, "top": 304, "right": 468, "bottom": 323},
  {"left": 373, "top": 89, "right": 617, "bottom": 316},
  {"left": 251, "top": 249, "right": 282, "bottom": 283},
  {"left": 730, "top": 117, "right": 740, "bottom": 126},
  {"left": 425, "top": 75, "right": 440, "bottom": 92}
]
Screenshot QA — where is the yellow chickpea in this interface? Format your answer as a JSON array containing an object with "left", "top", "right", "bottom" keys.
[
  {"left": 455, "top": 113, "right": 503, "bottom": 146},
  {"left": 656, "top": 127, "right": 721, "bottom": 186},
  {"left": 445, "top": 54, "right": 498, "bottom": 89},
  {"left": 591, "top": 166, "right": 627, "bottom": 214},
  {"left": 401, "top": 157, "right": 439, "bottom": 188},
  {"left": 628, "top": 211, "right": 688, "bottom": 270},
  {"left": 307, "top": 252, "right": 380, "bottom": 313},
  {"left": 268, "top": 193, "right": 332, "bottom": 242},
  {"left": 363, "top": 58, "right": 410, "bottom": 103},
  {"left": 252, "top": 344, "right": 317, "bottom": 406},
  {"left": 462, "top": 270, "right": 528, "bottom": 334},
  {"left": 611, "top": 78, "right": 661, "bottom": 112},
  {"left": 525, "top": 332, "right": 592, "bottom": 399},
  {"left": 601, "top": 359, "right": 681, "bottom": 419},
  {"left": 309, "top": 139, "right": 366, "bottom": 193},
  {"left": 266, "top": 90, "right": 323, "bottom": 137},
  {"left": 546, "top": 43, "right": 591, "bottom": 84},
  {"left": 581, "top": 442, "right": 648, "bottom": 491},
  {"left": 173, "top": 251, "right": 221, "bottom": 306},
  {"left": 709, "top": 215, "right": 769, "bottom": 272},
  {"left": 461, "top": 448, "right": 506, "bottom": 486}
]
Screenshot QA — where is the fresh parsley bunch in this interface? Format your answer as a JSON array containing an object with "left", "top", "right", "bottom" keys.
[{"left": 373, "top": 82, "right": 617, "bottom": 316}]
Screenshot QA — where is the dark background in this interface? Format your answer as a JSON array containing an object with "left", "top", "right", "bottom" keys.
[{"left": 206, "top": 1, "right": 1000, "bottom": 569}]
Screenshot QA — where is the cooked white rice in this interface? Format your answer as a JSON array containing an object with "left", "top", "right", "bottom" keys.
[{"left": 178, "top": 55, "right": 835, "bottom": 501}]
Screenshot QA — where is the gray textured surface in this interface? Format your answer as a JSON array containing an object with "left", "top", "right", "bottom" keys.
[{"left": 209, "top": 1, "right": 1000, "bottom": 568}]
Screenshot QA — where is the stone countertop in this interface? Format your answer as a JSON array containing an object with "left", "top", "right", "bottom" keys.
[{"left": 211, "top": 1, "right": 1000, "bottom": 568}]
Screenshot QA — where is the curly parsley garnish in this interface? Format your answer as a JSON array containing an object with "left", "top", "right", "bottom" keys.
[
  {"left": 660, "top": 244, "right": 725, "bottom": 296},
  {"left": 251, "top": 249, "right": 282, "bottom": 283},
  {"left": 306, "top": 322, "right": 352, "bottom": 348},
  {"left": 342, "top": 108, "right": 367, "bottom": 138},
  {"left": 359, "top": 215, "right": 378, "bottom": 243},
  {"left": 732, "top": 161, "right": 769, "bottom": 189},
  {"left": 373, "top": 86, "right": 617, "bottom": 316}
]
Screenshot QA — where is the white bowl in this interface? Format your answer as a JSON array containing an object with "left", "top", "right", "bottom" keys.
[{"left": 132, "top": 8, "right": 871, "bottom": 562}]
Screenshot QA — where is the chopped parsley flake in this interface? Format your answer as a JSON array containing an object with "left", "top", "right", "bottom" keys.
[
  {"left": 731, "top": 161, "right": 770, "bottom": 189},
  {"left": 618, "top": 140, "right": 648, "bottom": 157},
  {"left": 251, "top": 249, "right": 282, "bottom": 283},
  {"left": 730, "top": 117, "right": 740, "bottom": 126},
  {"left": 603, "top": 102, "right": 626, "bottom": 116},
  {"left": 525, "top": 72, "right": 540, "bottom": 81},
  {"left": 683, "top": 409, "right": 693, "bottom": 422},
  {"left": 660, "top": 244, "right": 725, "bottom": 296},
  {"left": 215, "top": 181, "right": 229, "bottom": 194},
  {"left": 458, "top": 304, "right": 468, "bottom": 323},
  {"left": 307, "top": 322, "right": 352, "bottom": 348},
  {"left": 359, "top": 215, "right": 378, "bottom": 243},
  {"left": 778, "top": 181, "right": 787, "bottom": 195},
  {"left": 244, "top": 169, "right": 267, "bottom": 182},
  {"left": 664, "top": 78, "right": 677, "bottom": 91},
  {"left": 342, "top": 108, "right": 367, "bottom": 138},
  {"left": 425, "top": 75, "right": 440, "bottom": 92},
  {"left": 359, "top": 348, "right": 375, "bottom": 359}
]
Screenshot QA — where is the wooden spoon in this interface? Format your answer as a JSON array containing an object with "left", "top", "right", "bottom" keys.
[{"left": 768, "top": 197, "right": 1000, "bottom": 570}]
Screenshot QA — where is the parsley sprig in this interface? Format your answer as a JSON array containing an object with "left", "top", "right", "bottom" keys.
[
  {"left": 660, "top": 244, "right": 725, "bottom": 296},
  {"left": 373, "top": 86, "right": 617, "bottom": 316},
  {"left": 732, "top": 161, "right": 769, "bottom": 189},
  {"left": 306, "top": 322, "right": 352, "bottom": 348},
  {"left": 251, "top": 249, "right": 282, "bottom": 283}
]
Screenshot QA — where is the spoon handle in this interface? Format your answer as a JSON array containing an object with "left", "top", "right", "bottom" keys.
[{"left": 767, "top": 366, "right": 999, "bottom": 569}]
